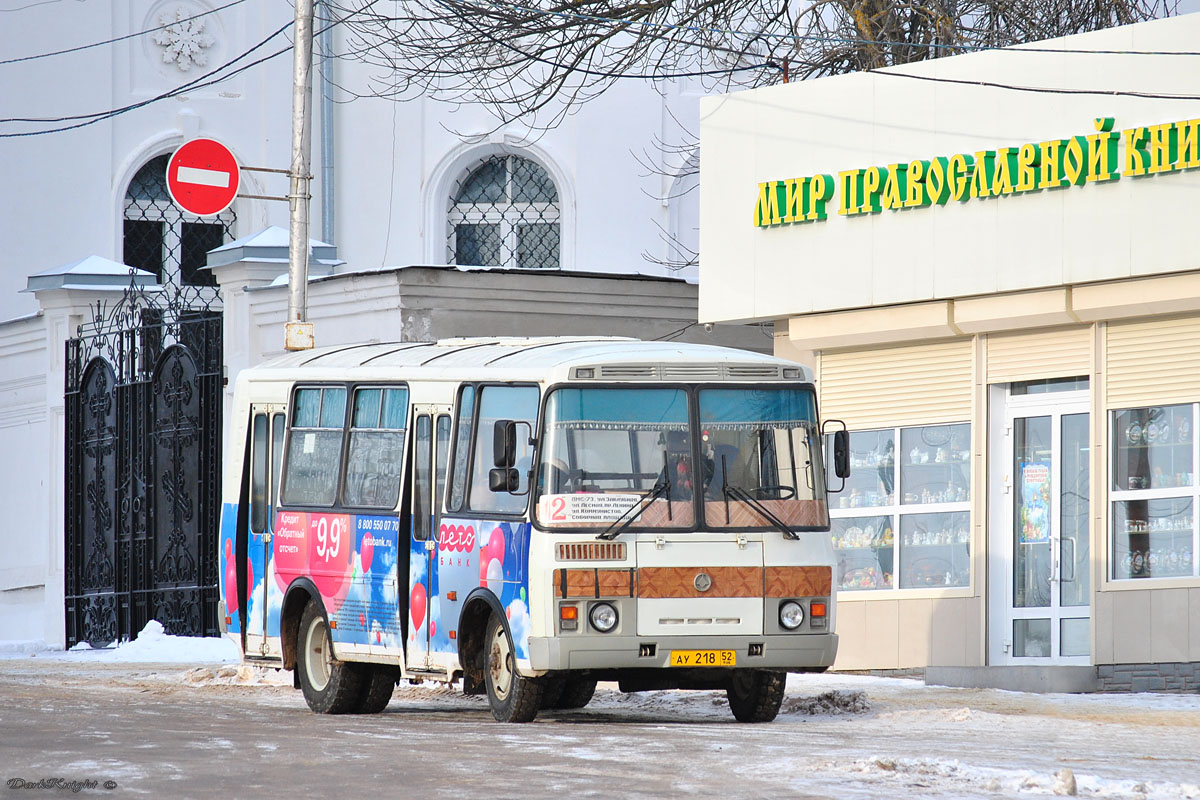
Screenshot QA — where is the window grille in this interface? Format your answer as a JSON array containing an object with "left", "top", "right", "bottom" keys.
[
  {"left": 123, "top": 154, "right": 236, "bottom": 293},
  {"left": 447, "top": 154, "right": 560, "bottom": 269}
]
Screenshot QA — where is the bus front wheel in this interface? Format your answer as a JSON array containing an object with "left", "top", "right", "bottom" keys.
[
  {"left": 297, "top": 599, "right": 363, "bottom": 714},
  {"left": 484, "top": 613, "right": 540, "bottom": 723},
  {"left": 726, "top": 669, "right": 785, "bottom": 723}
]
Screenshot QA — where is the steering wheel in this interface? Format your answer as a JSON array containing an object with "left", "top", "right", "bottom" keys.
[{"left": 751, "top": 485, "right": 796, "bottom": 500}]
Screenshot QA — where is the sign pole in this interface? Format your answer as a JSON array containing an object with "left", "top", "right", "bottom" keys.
[{"left": 286, "top": 0, "right": 315, "bottom": 351}]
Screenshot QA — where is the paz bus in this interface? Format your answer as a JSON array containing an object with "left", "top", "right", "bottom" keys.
[{"left": 218, "top": 337, "right": 849, "bottom": 723}]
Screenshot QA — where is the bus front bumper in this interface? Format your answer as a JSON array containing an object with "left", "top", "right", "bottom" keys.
[{"left": 528, "top": 633, "right": 837, "bottom": 672}]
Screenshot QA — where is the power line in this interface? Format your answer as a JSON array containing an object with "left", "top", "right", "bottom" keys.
[
  {"left": 0, "top": 21, "right": 296, "bottom": 137},
  {"left": 0, "top": 20, "right": 294, "bottom": 127},
  {"left": 0, "top": 0, "right": 249, "bottom": 67},
  {"left": 868, "top": 67, "right": 1200, "bottom": 101}
]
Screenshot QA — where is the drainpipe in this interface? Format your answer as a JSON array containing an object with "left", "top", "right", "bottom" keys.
[{"left": 318, "top": 0, "right": 335, "bottom": 246}]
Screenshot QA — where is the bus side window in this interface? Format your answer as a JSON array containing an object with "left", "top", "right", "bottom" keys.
[
  {"left": 447, "top": 385, "right": 476, "bottom": 513},
  {"left": 271, "top": 413, "right": 285, "bottom": 510},
  {"left": 250, "top": 413, "right": 268, "bottom": 533},
  {"left": 435, "top": 415, "right": 451, "bottom": 513},
  {"left": 281, "top": 386, "right": 348, "bottom": 506},
  {"left": 344, "top": 386, "right": 410, "bottom": 508},
  {"left": 468, "top": 385, "right": 539, "bottom": 514},
  {"left": 412, "top": 415, "right": 432, "bottom": 540}
]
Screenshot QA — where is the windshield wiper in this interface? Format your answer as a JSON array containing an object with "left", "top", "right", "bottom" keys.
[
  {"left": 597, "top": 471, "right": 671, "bottom": 541},
  {"left": 722, "top": 483, "right": 800, "bottom": 541}
]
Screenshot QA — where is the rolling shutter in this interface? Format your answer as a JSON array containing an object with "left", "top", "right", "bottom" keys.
[
  {"left": 1107, "top": 315, "right": 1200, "bottom": 408},
  {"left": 817, "top": 339, "right": 973, "bottom": 429},
  {"left": 986, "top": 326, "right": 1092, "bottom": 385}
]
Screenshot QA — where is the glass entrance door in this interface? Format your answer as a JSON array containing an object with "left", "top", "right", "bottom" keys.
[{"left": 989, "top": 387, "right": 1090, "bottom": 665}]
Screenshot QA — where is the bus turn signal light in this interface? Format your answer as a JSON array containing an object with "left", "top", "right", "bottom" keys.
[
  {"left": 810, "top": 602, "right": 827, "bottom": 617},
  {"left": 560, "top": 604, "right": 579, "bottom": 631}
]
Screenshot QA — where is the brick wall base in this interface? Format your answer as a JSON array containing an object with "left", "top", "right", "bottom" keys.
[{"left": 1096, "top": 662, "right": 1200, "bottom": 692}]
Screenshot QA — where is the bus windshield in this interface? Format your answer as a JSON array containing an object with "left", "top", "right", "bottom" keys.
[
  {"left": 698, "top": 387, "right": 829, "bottom": 531},
  {"left": 534, "top": 385, "right": 829, "bottom": 532}
]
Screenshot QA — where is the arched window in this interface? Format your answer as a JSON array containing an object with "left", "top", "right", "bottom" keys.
[
  {"left": 123, "top": 154, "right": 236, "bottom": 287},
  {"left": 448, "top": 154, "right": 559, "bottom": 269}
]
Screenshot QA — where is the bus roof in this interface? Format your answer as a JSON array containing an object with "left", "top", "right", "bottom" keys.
[{"left": 241, "top": 336, "right": 813, "bottom": 383}]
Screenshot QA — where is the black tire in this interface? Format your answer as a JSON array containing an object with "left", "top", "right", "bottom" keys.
[
  {"left": 553, "top": 677, "right": 597, "bottom": 710},
  {"left": 726, "top": 669, "right": 786, "bottom": 723},
  {"left": 297, "top": 599, "right": 363, "bottom": 714},
  {"left": 355, "top": 665, "right": 399, "bottom": 714},
  {"left": 483, "top": 613, "right": 541, "bottom": 723},
  {"left": 538, "top": 676, "right": 565, "bottom": 710}
]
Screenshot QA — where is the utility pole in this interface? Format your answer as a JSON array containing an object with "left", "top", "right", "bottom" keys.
[{"left": 285, "top": 0, "right": 315, "bottom": 351}]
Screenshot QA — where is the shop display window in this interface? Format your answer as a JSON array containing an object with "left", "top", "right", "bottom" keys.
[
  {"left": 830, "top": 424, "right": 970, "bottom": 592},
  {"left": 1110, "top": 404, "right": 1199, "bottom": 581}
]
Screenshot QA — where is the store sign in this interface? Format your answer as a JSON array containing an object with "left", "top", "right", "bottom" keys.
[{"left": 753, "top": 116, "right": 1200, "bottom": 228}]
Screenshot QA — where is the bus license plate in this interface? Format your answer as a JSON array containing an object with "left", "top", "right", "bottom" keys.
[{"left": 669, "top": 650, "right": 736, "bottom": 667}]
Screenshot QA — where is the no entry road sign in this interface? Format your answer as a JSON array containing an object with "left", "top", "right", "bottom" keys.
[{"left": 166, "top": 138, "right": 240, "bottom": 216}]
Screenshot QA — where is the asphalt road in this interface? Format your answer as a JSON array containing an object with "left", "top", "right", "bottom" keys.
[{"left": 2, "top": 660, "right": 1197, "bottom": 799}]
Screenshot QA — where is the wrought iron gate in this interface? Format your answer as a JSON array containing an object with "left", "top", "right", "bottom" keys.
[{"left": 64, "top": 279, "right": 223, "bottom": 647}]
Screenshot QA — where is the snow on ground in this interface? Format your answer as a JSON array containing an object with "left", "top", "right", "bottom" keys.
[
  {"left": 4, "top": 623, "right": 1200, "bottom": 797},
  {"left": 0, "top": 620, "right": 240, "bottom": 663}
]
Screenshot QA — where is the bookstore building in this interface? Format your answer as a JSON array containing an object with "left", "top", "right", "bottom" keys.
[{"left": 699, "top": 14, "right": 1200, "bottom": 689}]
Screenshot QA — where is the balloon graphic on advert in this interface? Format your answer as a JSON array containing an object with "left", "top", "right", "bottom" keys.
[
  {"left": 410, "top": 583, "right": 427, "bottom": 631},
  {"left": 224, "top": 538, "right": 233, "bottom": 565},
  {"left": 273, "top": 511, "right": 308, "bottom": 592},
  {"left": 487, "top": 529, "right": 506, "bottom": 565},
  {"left": 486, "top": 558, "right": 504, "bottom": 592},
  {"left": 224, "top": 563, "right": 239, "bottom": 614},
  {"left": 430, "top": 620, "right": 437, "bottom": 638},
  {"left": 360, "top": 531, "right": 374, "bottom": 574}
]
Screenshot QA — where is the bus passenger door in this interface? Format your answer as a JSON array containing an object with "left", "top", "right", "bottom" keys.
[
  {"left": 246, "top": 405, "right": 285, "bottom": 659},
  {"left": 407, "top": 407, "right": 450, "bottom": 669}
]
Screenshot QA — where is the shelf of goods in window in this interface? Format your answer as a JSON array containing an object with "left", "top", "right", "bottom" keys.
[
  {"left": 833, "top": 524, "right": 893, "bottom": 550},
  {"left": 903, "top": 484, "right": 968, "bottom": 504},
  {"left": 838, "top": 488, "right": 894, "bottom": 509},
  {"left": 1122, "top": 546, "right": 1194, "bottom": 577},
  {"left": 906, "top": 447, "right": 969, "bottom": 466},
  {"left": 839, "top": 565, "right": 893, "bottom": 590}
]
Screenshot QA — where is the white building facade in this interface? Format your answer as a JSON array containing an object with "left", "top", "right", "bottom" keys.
[{"left": 0, "top": 1, "right": 718, "bottom": 646}]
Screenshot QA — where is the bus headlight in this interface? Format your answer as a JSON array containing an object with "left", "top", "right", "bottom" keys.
[
  {"left": 589, "top": 602, "right": 618, "bottom": 633},
  {"left": 779, "top": 600, "right": 805, "bottom": 630}
]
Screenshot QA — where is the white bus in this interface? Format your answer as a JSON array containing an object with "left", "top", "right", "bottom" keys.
[{"left": 218, "top": 337, "right": 849, "bottom": 723}]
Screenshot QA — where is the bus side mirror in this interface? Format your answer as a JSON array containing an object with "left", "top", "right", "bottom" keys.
[
  {"left": 833, "top": 429, "right": 850, "bottom": 479},
  {"left": 493, "top": 420, "right": 516, "bottom": 468},
  {"left": 489, "top": 467, "right": 519, "bottom": 493}
]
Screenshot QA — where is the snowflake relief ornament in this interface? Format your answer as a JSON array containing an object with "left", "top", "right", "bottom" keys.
[{"left": 152, "top": 7, "right": 215, "bottom": 72}]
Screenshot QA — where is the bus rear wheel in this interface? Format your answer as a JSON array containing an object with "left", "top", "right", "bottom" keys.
[
  {"left": 355, "top": 665, "right": 399, "bottom": 714},
  {"left": 726, "top": 669, "right": 785, "bottom": 723},
  {"left": 484, "top": 613, "right": 540, "bottom": 723},
  {"left": 297, "top": 599, "right": 363, "bottom": 714}
]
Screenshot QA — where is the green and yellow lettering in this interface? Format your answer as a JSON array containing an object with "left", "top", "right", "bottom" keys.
[
  {"left": 881, "top": 163, "right": 907, "bottom": 211},
  {"left": 904, "top": 160, "right": 930, "bottom": 208},
  {"left": 992, "top": 148, "right": 1016, "bottom": 196},
  {"left": 1062, "top": 136, "right": 1087, "bottom": 187},
  {"left": 784, "top": 177, "right": 809, "bottom": 223},
  {"left": 1147, "top": 123, "right": 1179, "bottom": 175},
  {"left": 860, "top": 166, "right": 885, "bottom": 214},
  {"left": 1123, "top": 127, "right": 1150, "bottom": 177},
  {"left": 839, "top": 169, "right": 862, "bottom": 216},
  {"left": 1176, "top": 119, "right": 1200, "bottom": 170},
  {"left": 949, "top": 154, "right": 974, "bottom": 202},
  {"left": 807, "top": 174, "right": 834, "bottom": 221},
  {"left": 1038, "top": 139, "right": 1066, "bottom": 189},
  {"left": 969, "top": 150, "right": 995, "bottom": 199},
  {"left": 926, "top": 157, "right": 950, "bottom": 205},
  {"left": 1015, "top": 143, "right": 1040, "bottom": 193}
]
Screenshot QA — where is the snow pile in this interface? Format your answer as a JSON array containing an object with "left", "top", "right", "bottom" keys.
[
  {"left": 181, "top": 664, "right": 292, "bottom": 687},
  {"left": 25, "top": 620, "right": 240, "bottom": 663},
  {"left": 826, "top": 757, "right": 1200, "bottom": 799},
  {"left": 781, "top": 689, "right": 870, "bottom": 716}
]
